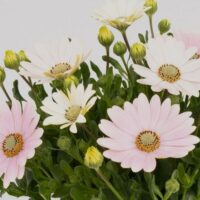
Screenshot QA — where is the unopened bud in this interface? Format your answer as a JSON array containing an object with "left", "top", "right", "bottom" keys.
[
  {"left": 130, "top": 43, "right": 146, "bottom": 61},
  {"left": 158, "top": 19, "right": 171, "bottom": 34},
  {"left": 165, "top": 179, "right": 180, "bottom": 194},
  {"left": 57, "top": 136, "right": 71, "bottom": 151},
  {"left": 98, "top": 26, "right": 114, "bottom": 47},
  {"left": 0, "top": 67, "right": 5, "bottom": 85},
  {"left": 84, "top": 146, "right": 103, "bottom": 170},
  {"left": 145, "top": 0, "right": 158, "bottom": 16},
  {"left": 18, "top": 50, "right": 30, "bottom": 62},
  {"left": 113, "top": 42, "right": 127, "bottom": 56},
  {"left": 4, "top": 50, "right": 20, "bottom": 70}
]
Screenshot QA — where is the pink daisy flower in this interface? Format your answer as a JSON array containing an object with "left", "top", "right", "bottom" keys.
[
  {"left": 97, "top": 93, "right": 199, "bottom": 173},
  {"left": 0, "top": 100, "right": 43, "bottom": 188},
  {"left": 174, "top": 31, "right": 200, "bottom": 55}
]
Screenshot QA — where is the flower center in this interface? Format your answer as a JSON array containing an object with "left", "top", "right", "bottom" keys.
[
  {"left": 158, "top": 64, "right": 181, "bottom": 83},
  {"left": 135, "top": 131, "right": 160, "bottom": 153},
  {"left": 2, "top": 133, "right": 24, "bottom": 157},
  {"left": 192, "top": 53, "right": 200, "bottom": 59},
  {"left": 65, "top": 105, "right": 82, "bottom": 122},
  {"left": 50, "top": 63, "right": 71, "bottom": 75}
]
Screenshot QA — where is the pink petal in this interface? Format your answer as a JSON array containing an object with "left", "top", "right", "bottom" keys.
[
  {"left": 17, "top": 166, "right": 25, "bottom": 179},
  {"left": 131, "top": 152, "right": 146, "bottom": 172},
  {"left": 97, "top": 137, "right": 134, "bottom": 151},
  {"left": 11, "top": 100, "right": 22, "bottom": 132},
  {"left": 143, "top": 156, "right": 156, "bottom": 172},
  {"left": 99, "top": 120, "right": 133, "bottom": 139}
]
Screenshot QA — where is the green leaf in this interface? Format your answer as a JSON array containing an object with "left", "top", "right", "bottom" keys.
[
  {"left": 12, "top": 80, "right": 25, "bottom": 101},
  {"left": 90, "top": 61, "right": 102, "bottom": 78},
  {"left": 81, "top": 62, "right": 90, "bottom": 87},
  {"left": 138, "top": 33, "right": 146, "bottom": 44}
]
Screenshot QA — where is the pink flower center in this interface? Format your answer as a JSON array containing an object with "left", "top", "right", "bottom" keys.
[
  {"left": 158, "top": 64, "right": 180, "bottom": 83},
  {"left": 135, "top": 131, "right": 160, "bottom": 153},
  {"left": 2, "top": 133, "right": 24, "bottom": 157},
  {"left": 65, "top": 105, "right": 82, "bottom": 122}
]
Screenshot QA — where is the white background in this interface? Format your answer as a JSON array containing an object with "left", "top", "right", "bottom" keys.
[{"left": 0, "top": 0, "right": 200, "bottom": 199}]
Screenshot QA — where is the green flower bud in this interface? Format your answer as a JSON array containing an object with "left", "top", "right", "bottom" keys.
[
  {"left": 63, "top": 75, "right": 79, "bottom": 90},
  {"left": 57, "top": 136, "right": 71, "bottom": 151},
  {"left": 18, "top": 50, "right": 30, "bottom": 62},
  {"left": 113, "top": 41, "right": 127, "bottom": 56},
  {"left": 98, "top": 26, "right": 114, "bottom": 47},
  {"left": 84, "top": 146, "right": 103, "bottom": 170},
  {"left": 4, "top": 50, "right": 20, "bottom": 70},
  {"left": 145, "top": 0, "right": 158, "bottom": 16},
  {"left": 0, "top": 67, "right": 6, "bottom": 85},
  {"left": 130, "top": 43, "right": 146, "bottom": 61},
  {"left": 165, "top": 179, "right": 180, "bottom": 194},
  {"left": 158, "top": 19, "right": 171, "bottom": 34}
]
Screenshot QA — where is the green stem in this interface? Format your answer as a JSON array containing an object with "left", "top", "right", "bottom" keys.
[
  {"left": 181, "top": 188, "right": 187, "bottom": 200},
  {"left": 96, "top": 169, "right": 124, "bottom": 200},
  {"left": 106, "top": 47, "right": 110, "bottom": 73},
  {"left": 80, "top": 124, "right": 96, "bottom": 141},
  {"left": 121, "top": 56, "right": 134, "bottom": 86},
  {"left": 121, "top": 31, "right": 135, "bottom": 64},
  {"left": 149, "top": 16, "right": 155, "bottom": 38},
  {"left": 163, "top": 191, "right": 172, "bottom": 200},
  {"left": 1, "top": 83, "right": 12, "bottom": 103}
]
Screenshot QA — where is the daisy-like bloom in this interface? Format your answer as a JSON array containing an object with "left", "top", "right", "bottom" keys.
[
  {"left": 0, "top": 100, "right": 43, "bottom": 188},
  {"left": 41, "top": 83, "right": 97, "bottom": 133},
  {"left": 98, "top": 93, "right": 199, "bottom": 172},
  {"left": 94, "top": 0, "right": 146, "bottom": 31},
  {"left": 174, "top": 31, "right": 200, "bottom": 58},
  {"left": 20, "top": 38, "right": 87, "bottom": 84},
  {"left": 133, "top": 36, "right": 200, "bottom": 97}
]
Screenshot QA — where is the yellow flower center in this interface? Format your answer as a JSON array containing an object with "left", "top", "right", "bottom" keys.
[
  {"left": 44, "top": 63, "right": 71, "bottom": 79},
  {"left": 158, "top": 64, "right": 180, "bottom": 83},
  {"left": 192, "top": 53, "right": 200, "bottom": 59},
  {"left": 65, "top": 105, "right": 82, "bottom": 122},
  {"left": 135, "top": 131, "right": 160, "bottom": 153},
  {"left": 2, "top": 133, "right": 24, "bottom": 157}
]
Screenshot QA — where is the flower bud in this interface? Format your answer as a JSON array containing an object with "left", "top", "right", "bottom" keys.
[
  {"left": 130, "top": 43, "right": 146, "bottom": 61},
  {"left": 57, "top": 136, "right": 71, "bottom": 151},
  {"left": 84, "top": 146, "right": 103, "bottom": 170},
  {"left": 4, "top": 50, "right": 20, "bottom": 70},
  {"left": 0, "top": 67, "right": 6, "bottom": 85},
  {"left": 165, "top": 179, "right": 180, "bottom": 194},
  {"left": 145, "top": 0, "right": 158, "bottom": 16},
  {"left": 158, "top": 19, "right": 171, "bottom": 35},
  {"left": 18, "top": 50, "right": 30, "bottom": 62},
  {"left": 63, "top": 75, "right": 79, "bottom": 90},
  {"left": 98, "top": 26, "right": 114, "bottom": 47},
  {"left": 113, "top": 42, "right": 127, "bottom": 56}
]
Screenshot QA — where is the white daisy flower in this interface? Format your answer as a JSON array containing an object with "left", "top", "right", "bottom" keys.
[
  {"left": 134, "top": 36, "right": 200, "bottom": 97},
  {"left": 20, "top": 38, "right": 87, "bottom": 84},
  {"left": 94, "top": 0, "right": 146, "bottom": 31},
  {"left": 41, "top": 83, "right": 97, "bottom": 133}
]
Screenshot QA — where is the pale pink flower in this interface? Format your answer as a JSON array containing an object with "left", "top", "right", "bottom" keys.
[
  {"left": 174, "top": 31, "right": 200, "bottom": 54},
  {"left": 0, "top": 100, "right": 43, "bottom": 188},
  {"left": 97, "top": 93, "right": 199, "bottom": 172}
]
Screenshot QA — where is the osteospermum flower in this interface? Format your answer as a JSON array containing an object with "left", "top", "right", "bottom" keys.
[
  {"left": 174, "top": 31, "right": 200, "bottom": 58},
  {"left": 98, "top": 94, "right": 199, "bottom": 172},
  {"left": 0, "top": 100, "right": 43, "bottom": 188},
  {"left": 134, "top": 36, "right": 200, "bottom": 96},
  {"left": 20, "top": 38, "right": 87, "bottom": 84},
  {"left": 94, "top": 0, "right": 146, "bottom": 31},
  {"left": 41, "top": 83, "right": 97, "bottom": 133}
]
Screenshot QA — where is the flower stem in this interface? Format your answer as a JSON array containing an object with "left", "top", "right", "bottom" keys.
[
  {"left": 181, "top": 188, "right": 187, "bottom": 200},
  {"left": 80, "top": 124, "right": 96, "bottom": 140},
  {"left": 121, "top": 56, "right": 134, "bottom": 86},
  {"left": 149, "top": 16, "right": 155, "bottom": 38},
  {"left": 121, "top": 31, "right": 135, "bottom": 64},
  {"left": 96, "top": 169, "right": 124, "bottom": 200},
  {"left": 106, "top": 46, "right": 110, "bottom": 73},
  {"left": 1, "top": 83, "right": 12, "bottom": 103}
]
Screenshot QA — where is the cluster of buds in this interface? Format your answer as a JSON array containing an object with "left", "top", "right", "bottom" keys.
[{"left": 4, "top": 50, "right": 29, "bottom": 71}]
